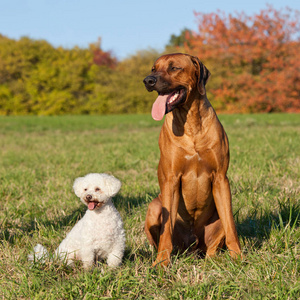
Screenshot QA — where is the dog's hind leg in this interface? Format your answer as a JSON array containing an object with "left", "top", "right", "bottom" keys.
[
  {"left": 144, "top": 196, "right": 162, "bottom": 249},
  {"left": 204, "top": 215, "right": 225, "bottom": 257}
]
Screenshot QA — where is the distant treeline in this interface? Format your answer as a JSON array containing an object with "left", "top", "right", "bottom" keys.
[
  {"left": 0, "top": 6, "right": 299, "bottom": 115},
  {"left": 0, "top": 36, "right": 161, "bottom": 115}
]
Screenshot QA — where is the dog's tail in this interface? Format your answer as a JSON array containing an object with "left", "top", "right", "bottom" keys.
[{"left": 28, "top": 244, "right": 49, "bottom": 263}]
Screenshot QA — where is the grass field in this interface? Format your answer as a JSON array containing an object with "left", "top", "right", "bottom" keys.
[{"left": 0, "top": 113, "right": 299, "bottom": 299}]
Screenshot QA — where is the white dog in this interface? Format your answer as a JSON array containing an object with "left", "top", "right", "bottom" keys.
[{"left": 29, "top": 173, "right": 125, "bottom": 269}]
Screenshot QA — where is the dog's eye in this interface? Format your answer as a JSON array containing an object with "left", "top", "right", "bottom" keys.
[
  {"left": 172, "top": 66, "right": 182, "bottom": 71},
  {"left": 84, "top": 188, "right": 87, "bottom": 191},
  {"left": 95, "top": 187, "right": 101, "bottom": 192},
  {"left": 151, "top": 67, "right": 155, "bottom": 72}
]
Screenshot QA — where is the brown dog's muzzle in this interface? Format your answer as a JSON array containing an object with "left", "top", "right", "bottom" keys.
[
  {"left": 143, "top": 76, "right": 157, "bottom": 91},
  {"left": 143, "top": 73, "right": 187, "bottom": 120}
]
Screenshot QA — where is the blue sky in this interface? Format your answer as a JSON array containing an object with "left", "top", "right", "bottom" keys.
[{"left": 0, "top": 0, "right": 299, "bottom": 59}]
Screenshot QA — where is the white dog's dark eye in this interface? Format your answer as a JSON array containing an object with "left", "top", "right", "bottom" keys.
[
  {"left": 95, "top": 187, "right": 101, "bottom": 192},
  {"left": 84, "top": 188, "right": 87, "bottom": 191}
]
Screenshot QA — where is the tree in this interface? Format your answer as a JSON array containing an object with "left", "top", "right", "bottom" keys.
[
  {"left": 0, "top": 36, "right": 117, "bottom": 115},
  {"left": 167, "top": 28, "right": 192, "bottom": 48},
  {"left": 89, "top": 38, "right": 117, "bottom": 69},
  {"left": 186, "top": 6, "right": 300, "bottom": 113}
]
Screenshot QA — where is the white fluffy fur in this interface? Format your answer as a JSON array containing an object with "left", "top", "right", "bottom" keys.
[{"left": 28, "top": 173, "right": 125, "bottom": 269}]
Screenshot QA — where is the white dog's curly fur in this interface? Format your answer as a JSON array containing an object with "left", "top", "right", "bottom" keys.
[{"left": 29, "top": 173, "right": 125, "bottom": 269}]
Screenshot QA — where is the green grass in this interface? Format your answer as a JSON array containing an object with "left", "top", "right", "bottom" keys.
[{"left": 0, "top": 113, "right": 299, "bottom": 299}]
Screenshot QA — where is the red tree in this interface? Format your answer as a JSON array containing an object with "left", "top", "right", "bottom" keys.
[
  {"left": 186, "top": 6, "right": 300, "bottom": 113},
  {"left": 90, "top": 38, "right": 117, "bottom": 69}
]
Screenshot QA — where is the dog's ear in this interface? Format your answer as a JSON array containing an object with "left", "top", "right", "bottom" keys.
[
  {"left": 73, "top": 177, "right": 84, "bottom": 198},
  {"left": 191, "top": 56, "right": 210, "bottom": 95},
  {"left": 103, "top": 174, "right": 121, "bottom": 198}
]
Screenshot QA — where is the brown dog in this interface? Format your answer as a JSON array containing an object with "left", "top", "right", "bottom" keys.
[{"left": 143, "top": 53, "right": 241, "bottom": 267}]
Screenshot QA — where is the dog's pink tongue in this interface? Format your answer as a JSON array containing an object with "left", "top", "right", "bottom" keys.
[
  {"left": 151, "top": 94, "right": 168, "bottom": 121},
  {"left": 88, "top": 202, "right": 97, "bottom": 210}
]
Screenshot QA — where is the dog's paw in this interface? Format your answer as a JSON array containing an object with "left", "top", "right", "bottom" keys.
[{"left": 107, "top": 254, "right": 122, "bottom": 268}]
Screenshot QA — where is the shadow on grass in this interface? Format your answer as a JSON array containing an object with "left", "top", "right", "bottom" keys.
[
  {"left": 113, "top": 193, "right": 155, "bottom": 212},
  {"left": 236, "top": 199, "right": 299, "bottom": 249}
]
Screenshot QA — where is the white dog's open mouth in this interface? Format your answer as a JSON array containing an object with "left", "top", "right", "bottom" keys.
[{"left": 87, "top": 201, "right": 103, "bottom": 210}]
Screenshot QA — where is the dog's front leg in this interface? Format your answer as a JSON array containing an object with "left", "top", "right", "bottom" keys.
[
  {"left": 212, "top": 174, "right": 241, "bottom": 258},
  {"left": 81, "top": 247, "right": 95, "bottom": 269},
  {"left": 154, "top": 178, "right": 180, "bottom": 267},
  {"left": 107, "top": 242, "right": 124, "bottom": 267}
]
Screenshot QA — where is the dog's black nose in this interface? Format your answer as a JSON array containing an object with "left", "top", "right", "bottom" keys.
[
  {"left": 86, "top": 194, "right": 92, "bottom": 201},
  {"left": 143, "top": 76, "right": 157, "bottom": 88}
]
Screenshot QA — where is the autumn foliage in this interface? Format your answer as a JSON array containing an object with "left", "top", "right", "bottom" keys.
[
  {"left": 186, "top": 6, "right": 300, "bottom": 113},
  {"left": 90, "top": 38, "right": 117, "bottom": 68}
]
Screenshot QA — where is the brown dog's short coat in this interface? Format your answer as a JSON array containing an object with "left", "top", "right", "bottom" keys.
[{"left": 143, "top": 53, "right": 241, "bottom": 267}]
